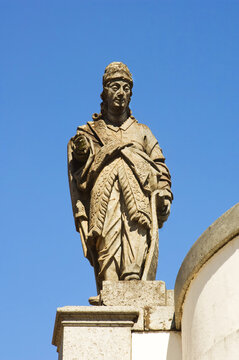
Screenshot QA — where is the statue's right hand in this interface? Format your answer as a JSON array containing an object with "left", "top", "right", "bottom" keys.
[{"left": 72, "top": 134, "right": 90, "bottom": 155}]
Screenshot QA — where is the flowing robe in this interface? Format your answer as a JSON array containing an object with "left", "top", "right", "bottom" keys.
[{"left": 68, "top": 116, "right": 172, "bottom": 290}]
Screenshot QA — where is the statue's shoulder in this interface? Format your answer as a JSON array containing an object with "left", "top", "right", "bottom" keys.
[
  {"left": 76, "top": 121, "right": 95, "bottom": 136},
  {"left": 76, "top": 113, "right": 103, "bottom": 134},
  {"left": 133, "top": 120, "right": 158, "bottom": 147},
  {"left": 76, "top": 122, "right": 92, "bottom": 131},
  {"left": 133, "top": 119, "right": 153, "bottom": 134}
]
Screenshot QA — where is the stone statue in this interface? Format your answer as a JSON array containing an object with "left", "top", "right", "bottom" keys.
[{"left": 68, "top": 62, "right": 173, "bottom": 303}]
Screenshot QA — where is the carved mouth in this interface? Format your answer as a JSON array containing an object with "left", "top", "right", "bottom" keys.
[{"left": 114, "top": 99, "right": 125, "bottom": 105}]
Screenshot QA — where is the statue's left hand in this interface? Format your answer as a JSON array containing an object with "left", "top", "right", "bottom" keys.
[
  {"left": 161, "top": 198, "right": 171, "bottom": 215},
  {"left": 156, "top": 196, "right": 171, "bottom": 228},
  {"left": 157, "top": 194, "right": 171, "bottom": 216}
]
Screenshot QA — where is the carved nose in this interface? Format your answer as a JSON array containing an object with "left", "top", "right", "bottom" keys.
[{"left": 118, "top": 88, "right": 124, "bottom": 96}]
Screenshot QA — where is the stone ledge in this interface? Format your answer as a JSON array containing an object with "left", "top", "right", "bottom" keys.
[
  {"left": 174, "top": 202, "right": 239, "bottom": 330},
  {"left": 52, "top": 306, "right": 141, "bottom": 351},
  {"left": 52, "top": 303, "right": 176, "bottom": 353}
]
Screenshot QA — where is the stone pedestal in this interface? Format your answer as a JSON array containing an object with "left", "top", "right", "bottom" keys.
[
  {"left": 52, "top": 281, "right": 181, "bottom": 360},
  {"left": 52, "top": 306, "right": 139, "bottom": 360}
]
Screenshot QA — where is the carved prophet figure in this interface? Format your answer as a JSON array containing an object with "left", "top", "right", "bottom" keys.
[{"left": 68, "top": 62, "right": 173, "bottom": 302}]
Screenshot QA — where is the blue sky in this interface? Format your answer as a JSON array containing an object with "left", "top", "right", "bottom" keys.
[{"left": 1, "top": 1, "right": 239, "bottom": 359}]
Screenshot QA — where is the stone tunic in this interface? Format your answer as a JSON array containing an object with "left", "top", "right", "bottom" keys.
[{"left": 68, "top": 116, "right": 172, "bottom": 285}]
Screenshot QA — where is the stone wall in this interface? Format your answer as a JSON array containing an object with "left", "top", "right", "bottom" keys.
[
  {"left": 175, "top": 203, "right": 239, "bottom": 360},
  {"left": 132, "top": 332, "right": 181, "bottom": 360}
]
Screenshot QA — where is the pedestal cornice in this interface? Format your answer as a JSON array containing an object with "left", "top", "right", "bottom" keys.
[{"left": 52, "top": 306, "right": 140, "bottom": 351}]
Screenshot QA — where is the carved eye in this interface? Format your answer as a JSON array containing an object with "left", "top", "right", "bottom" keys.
[{"left": 110, "top": 85, "right": 118, "bottom": 92}]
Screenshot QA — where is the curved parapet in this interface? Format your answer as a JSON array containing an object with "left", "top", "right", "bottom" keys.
[{"left": 174, "top": 203, "right": 239, "bottom": 330}]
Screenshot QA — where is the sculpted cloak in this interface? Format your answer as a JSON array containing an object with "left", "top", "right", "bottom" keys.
[{"left": 68, "top": 115, "right": 172, "bottom": 292}]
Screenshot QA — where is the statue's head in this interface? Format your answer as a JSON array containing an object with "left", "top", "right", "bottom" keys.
[{"left": 100, "top": 62, "right": 133, "bottom": 118}]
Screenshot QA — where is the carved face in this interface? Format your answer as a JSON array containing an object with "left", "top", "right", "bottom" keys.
[{"left": 106, "top": 80, "right": 131, "bottom": 114}]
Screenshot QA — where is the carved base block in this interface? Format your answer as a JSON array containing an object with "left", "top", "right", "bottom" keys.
[{"left": 100, "top": 280, "right": 172, "bottom": 307}]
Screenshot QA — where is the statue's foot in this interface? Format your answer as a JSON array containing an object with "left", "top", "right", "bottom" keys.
[
  {"left": 88, "top": 294, "right": 101, "bottom": 305},
  {"left": 123, "top": 274, "right": 140, "bottom": 281}
]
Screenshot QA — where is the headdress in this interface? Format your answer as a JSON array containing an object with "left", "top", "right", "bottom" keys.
[{"left": 102, "top": 62, "right": 133, "bottom": 88}]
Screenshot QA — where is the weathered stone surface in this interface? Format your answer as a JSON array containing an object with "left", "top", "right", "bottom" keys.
[
  {"left": 52, "top": 306, "right": 140, "bottom": 359},
  {"left": 68, "top": 62, "right": 173, "bottom": 293},
  {"left": 62, "top": 326, "right": 131, "bottom": 360},
  {"left": 166, "top": 289, "right": 174, "bottom": 306},
  {"left": 101, "top": 280, "right": 166, "bottom": 307},
  {"left": 174, "top": 203, "right": 239, "bottom": 330},
  {"left": 144, "top": 306, "right": 175, "bottom": 330}
]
